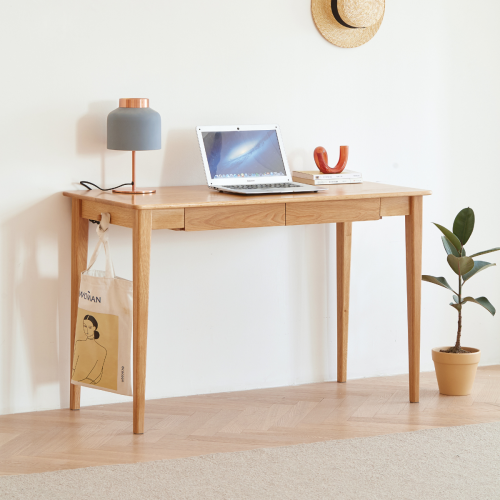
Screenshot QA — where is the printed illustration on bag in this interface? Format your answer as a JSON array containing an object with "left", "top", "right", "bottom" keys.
[{"left": 72, "top": 308, "right": 119, "bottom": 391}]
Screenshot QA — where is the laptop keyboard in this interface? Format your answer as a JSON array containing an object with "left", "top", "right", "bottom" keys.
[{"left": 224, "top": 183, "right": 303, "bottom": 190}]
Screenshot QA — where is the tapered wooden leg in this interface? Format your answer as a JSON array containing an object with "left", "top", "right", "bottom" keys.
[
  {"left": 336, "top": 222, "right": 352, "bottom": 383},
  {"left": 405, "top": 196, "right": 423, "bottom": 403},
  {"left": 133, "top": 210, "right": 152, "bottom": 434},
  {"left": 70, "top": 199, "right": 89, "bottom": 410}
]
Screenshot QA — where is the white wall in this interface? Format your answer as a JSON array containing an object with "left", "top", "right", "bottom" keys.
[{"left": 1, "top": 1, "right": 500, "bottom": 414}]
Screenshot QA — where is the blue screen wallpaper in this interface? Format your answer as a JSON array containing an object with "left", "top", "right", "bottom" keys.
[{"left": 202, "top": 130, "right": 287, "bottom": 180}]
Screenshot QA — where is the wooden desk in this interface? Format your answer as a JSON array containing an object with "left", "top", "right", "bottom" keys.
[{"left": 63, "top": 182, "right": 431, "bottom": 434}]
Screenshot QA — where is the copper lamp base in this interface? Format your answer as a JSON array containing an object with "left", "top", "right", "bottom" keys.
[
  {"left": 112, "top": 188, "right": 156, "bottom": 194},
  {"left": 113, "top": 151, "right": 156, "bottom": 195}
]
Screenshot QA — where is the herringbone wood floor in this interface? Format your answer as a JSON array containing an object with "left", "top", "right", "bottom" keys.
[{"left": 1, "top": 366, "right": 500, "bottom": 476}]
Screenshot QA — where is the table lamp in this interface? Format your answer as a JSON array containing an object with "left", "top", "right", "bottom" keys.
[{"left": 107, "top": 98, "right": 161, "bottom": 194}]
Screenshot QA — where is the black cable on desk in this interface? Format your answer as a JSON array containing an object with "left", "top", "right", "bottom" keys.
[
  {"left": 79, "top": 181, "right": 133, "bottom": 224},
  {"left": 80, "top": 181, "right": 133, "bottom": 192}
]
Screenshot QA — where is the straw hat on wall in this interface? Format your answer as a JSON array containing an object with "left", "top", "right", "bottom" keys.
[{"left": 312, "top": 0, "right": 385, "bottom": 48}]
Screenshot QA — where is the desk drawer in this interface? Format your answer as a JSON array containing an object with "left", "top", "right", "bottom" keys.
[
  {"left": 286, "top": 198, "right": 380, "bottom": 225},
  {"left": 82, "top": 201, "right": 184, "bottom": 230},
  {"left": 185, "top": 204, "right": 285, "bottom": 231},
  {"left": 82, "top": 200, "right": 135, "bottom": 228}
]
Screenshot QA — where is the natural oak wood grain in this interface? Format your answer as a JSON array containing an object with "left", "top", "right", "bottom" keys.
[
  {"left": 152, "top": 209, "right": 184, "bottom": 230},
  {"left": 1, "top": 367, "right": 499, "bottom": 476},
  {"left": 82, "top": 200, "right": 135, "bottom": 227},
  {"left": 405, "top": 196, "right": 423, "bottom": 403},
  {"left": 63, "top": 183, "right": 431, "bottom": 211},
  {"left": 83, "top": 204, "right": 186, "bottom": 230},
  {"left": 64, "top": 182, "right": 431, "bottom": 434},
  {"left": 336, "top": 222, "right": 352, "bottom": 383},
  {"left": 133, "top": 211, "right": 152, "bottom": 434},
  {"left": 286, "top": 199, "right": 380, "bottom": 226},
  {"left": 70, "top": 199, "right": 88, "bottom": 410},
  {"left": 380, "top": 196, "right": 410, "bottom": 217},
  {"left": 185, "top": 204, "right": 285, "bottom": 231}
]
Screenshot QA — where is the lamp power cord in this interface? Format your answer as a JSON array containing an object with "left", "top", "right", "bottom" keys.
[
  {"left": 80, "top": 181, "right": 132, "bottom": 191},
  {"left": 79, "top": 180, "right": 133, "bottom": 224}
]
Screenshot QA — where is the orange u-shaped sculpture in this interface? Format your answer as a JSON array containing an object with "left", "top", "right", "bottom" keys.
[{"left": 314, "top": 146, "right": 349, "bottom": 174}]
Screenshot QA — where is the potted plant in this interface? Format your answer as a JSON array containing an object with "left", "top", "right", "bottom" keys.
[{"left": 422, "top": 207, "right": 499, "bottom": 395}]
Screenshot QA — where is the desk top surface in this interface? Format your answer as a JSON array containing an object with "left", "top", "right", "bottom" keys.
[{"left": 63, "top": 182, "right": 431, "bottom": 210}]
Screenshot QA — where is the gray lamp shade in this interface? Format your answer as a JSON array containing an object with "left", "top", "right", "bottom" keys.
[{"left": 107, "top": 106, "right": 161, "bottom": 151}]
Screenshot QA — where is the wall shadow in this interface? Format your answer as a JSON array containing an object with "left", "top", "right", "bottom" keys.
[
  {"left": 287, "top": 148, "right": 310, "bottom": 173},
  {"left": 160, "top": 128, "right": 207, "bottom": 186},
  {"left": 76, "top": 100, "right": 115, "bottom": 187},
  {"left": 1, "top": 194, "right": 72, "bottom": 413}
]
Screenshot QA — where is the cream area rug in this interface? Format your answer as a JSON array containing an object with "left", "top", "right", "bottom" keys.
[{"left": 1, "top": 422, "right": 499, "bottom": 500}]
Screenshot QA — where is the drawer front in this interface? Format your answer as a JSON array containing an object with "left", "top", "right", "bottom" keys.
[
  {"left": 185, "top": 204, "right": 285, "bottom": 231},
  {"left": 82, "top": 200, "right": 134, "bottom": 228},
  {"left": 286, "top": 198, "right": 381, "bottom": 225},
  {"left": 380, "top": 196, "right": 410, "bottom": 217},
  {"left": 82, "top": 201, "right": 184, "bottom": 230}
]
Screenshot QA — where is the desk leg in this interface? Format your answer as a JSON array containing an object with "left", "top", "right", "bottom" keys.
[
  {"left": 133, "top": 210, "right": 152, "bottom": 434},
  {"left": 70, "top": 199, "right": 89, "bottom": 410},
  {"left": 336, "top": 222, "right": 352, "bottom": 383},
  {"left": 405, "top": 196, "right": 423, "bottom": 403}
]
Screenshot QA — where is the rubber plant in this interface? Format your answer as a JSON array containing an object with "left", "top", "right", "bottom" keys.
[{"left": 422, "top": 208, "right": 499, "bottom": 353}]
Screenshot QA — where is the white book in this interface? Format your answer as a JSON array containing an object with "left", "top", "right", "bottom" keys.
[
  {"left": 293, "top": 176, "right": 363, "bottom": 186},
  {"left": 292, "top": 169, "right": 362, "bottom": 180}
]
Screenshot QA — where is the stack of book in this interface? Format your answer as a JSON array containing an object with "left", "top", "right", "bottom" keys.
[{"left": 292, "top": 169, "right": 362, "bottom": 186}]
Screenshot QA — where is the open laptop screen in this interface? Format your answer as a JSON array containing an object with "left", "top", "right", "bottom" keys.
[{"left": 201, "top": 130, "right": 287, "bottom": 180}]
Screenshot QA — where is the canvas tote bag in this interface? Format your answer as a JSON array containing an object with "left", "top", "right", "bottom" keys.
[{"left": 71, "top": 213, "right": 133, "bottom": 396}]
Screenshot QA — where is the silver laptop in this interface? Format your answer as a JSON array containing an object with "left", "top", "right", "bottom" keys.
[{"left": 196, "top": 125, "right": 321, "bottom": 195}]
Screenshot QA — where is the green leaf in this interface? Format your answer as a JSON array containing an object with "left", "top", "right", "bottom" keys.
[
  {"left": 422, "top": 275, "right": 457, "bottom": 293},
  {"left": 452, "top": 294, "right": 459, "bottom": 303},
  {"left": 434, "top": 223, "right": 462, "bottom": 254},
  {"left": 453, "top": 208, "right": 475, "bottom": 245},
  {"left": 461, "top": 296, "right": 496, "bottom": 316},
  {"left": 469, "top": 247, "right": 500, "bottom": 258},
  {"left": 462, "top": 261, "right": 496, "bottom": 282},
  {"left": 441, "top": 236, "right": 460, "bottom": 257},
  {"left": 450, "top": 302, "right": 461, "bottom": 311},
  {"left": 461, "top": 247, "right": 466, "bottom": 257},
  {"left": 447, "top": 255, "right": 474, "bottom": 276}
]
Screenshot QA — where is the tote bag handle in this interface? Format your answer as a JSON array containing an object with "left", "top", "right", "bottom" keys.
[{"left": 86, "top": 213, "right": 115, "bottom": 279}]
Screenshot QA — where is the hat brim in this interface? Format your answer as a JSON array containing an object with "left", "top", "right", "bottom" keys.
[{"left": 311, "top": 0, "right": 384, "bottom": 48}]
